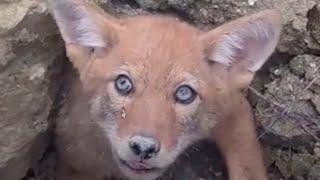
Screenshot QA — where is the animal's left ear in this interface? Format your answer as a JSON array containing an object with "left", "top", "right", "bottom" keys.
[{"left": 201, "top": 10, "right": 282, "bottom": 88}]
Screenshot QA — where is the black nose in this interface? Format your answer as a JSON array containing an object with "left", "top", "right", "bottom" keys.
[{"left": 129, "top": 135, "right": 160, "bottom": 159}]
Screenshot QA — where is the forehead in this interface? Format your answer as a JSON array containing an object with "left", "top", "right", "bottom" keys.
[{"left": 114, "top": 16, "right": 205, "bottom": 86}]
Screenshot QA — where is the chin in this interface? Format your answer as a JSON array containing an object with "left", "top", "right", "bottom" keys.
[
  {"left": 113, "top": 155, "right": 166, "bottom": 180},
  {"left": 119, "top": 164, "right": 164, "bottom": 180}
]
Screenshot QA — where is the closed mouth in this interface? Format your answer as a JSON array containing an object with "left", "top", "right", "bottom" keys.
[{"left": 119, "top": 159, "right": 159, "bottom": 174}]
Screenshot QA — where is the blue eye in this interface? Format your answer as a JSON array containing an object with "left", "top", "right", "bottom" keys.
[
  {"left": 115, "top": 75, "right": 133, "bottom": 95},
  {"left": 175, "top": 85, "right": 197, "bottom": 104}
]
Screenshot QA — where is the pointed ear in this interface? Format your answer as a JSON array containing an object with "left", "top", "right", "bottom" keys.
[
  {"left": 201, "top": 10, "right": 282, "bottom": 87},
  {"left": 49, "top": 0, "right": 123, "bottom": 47},
  {"left": 49, "top": 0, "right": 124, "bottom": 70}
]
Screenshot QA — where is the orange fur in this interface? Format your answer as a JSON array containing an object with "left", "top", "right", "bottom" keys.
[{"left": 50, "top": 1, "right": 282, "bottom": 179}]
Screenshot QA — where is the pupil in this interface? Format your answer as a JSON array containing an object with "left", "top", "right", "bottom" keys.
[
  {"left": 120, "top": 79, "right": 126, "bottom": 86},
  {"left": 118, "top": 78, "right": 130, "bottom": 90},
  {"left": 180, "top": 88, "right": 189, "bottom": 99},
  {"left": 115, "top": 75, "right": 133, "bottom": 96},
  {"left": 175, "top": 85, "right": 197, "bottom": 105}
]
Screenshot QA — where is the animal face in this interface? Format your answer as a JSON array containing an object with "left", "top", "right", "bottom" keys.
[{"left": 50, "top": 1, "right": 281, "bottom": 179}]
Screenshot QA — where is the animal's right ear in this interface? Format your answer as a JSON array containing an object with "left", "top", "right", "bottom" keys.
[{"left": 49, "top": 0, "right": 123, "bottom": 71}]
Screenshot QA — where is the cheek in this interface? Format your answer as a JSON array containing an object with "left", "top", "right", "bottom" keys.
[
  {"left": 89, "top": 84, "right": 128, "bottom": 130},
  {"left": 175, "top": 98, "right": 201, "bottom": 124},
  {"left": 169, "top": 108, "right": 204, "bottom": 157},
  {"left": 107, "top": 83, "right": 127, "bottom": 108},
  {"left": 173, "top": 99, "right": 204, "bottom": 143},
  {"left": 197, "top": 104, "right": 218, "bottom": 133}
]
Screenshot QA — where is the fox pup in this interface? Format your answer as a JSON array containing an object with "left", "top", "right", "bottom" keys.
[{"left": 49, "top": 0, "right": 282, "bottom": 179}]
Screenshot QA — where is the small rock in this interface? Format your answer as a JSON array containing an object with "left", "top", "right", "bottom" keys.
[
  {"left": 289, "top": 54, "right": 320, "bottom": 79},
  {"left": 313, "top": 142, "right": 320, "bottom": 157},
  {"left": 308, "top": 160, "right": 320, "bottom": 180},
  {"left": 200, "top": 8, "right": 208, "bottom": 18},
  {"left": 0, "top": 0, "right": 39, "bottom": 34},
  {"left": 289, "top": 55, "right": 307, "bottom": 76},
  {"left": 291, "top": 153, "right": 317, "bottom": 177},
  {"left": 311, "top": 95, "right": 320, "bottom": 113},
  {"left": 135, "top": 0, "right": 167, "bottom": 9},
  {"left": 247, "top": 0, "right": 257, "bottom": 6},
  {"left": 273, "top": 68, "right": 282, "bottom": 76},
  {"left": 0, "top": 39, "right": 15, "bottom": 70},
  {"left": 28, "top": 63, "right": 46, "bottom": 81},
  {"left": 275, "top": 151, "right": 291, "bottom": 177},
  {"left": 307, "top": 5, "right": 320, "bottom": 44}
]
